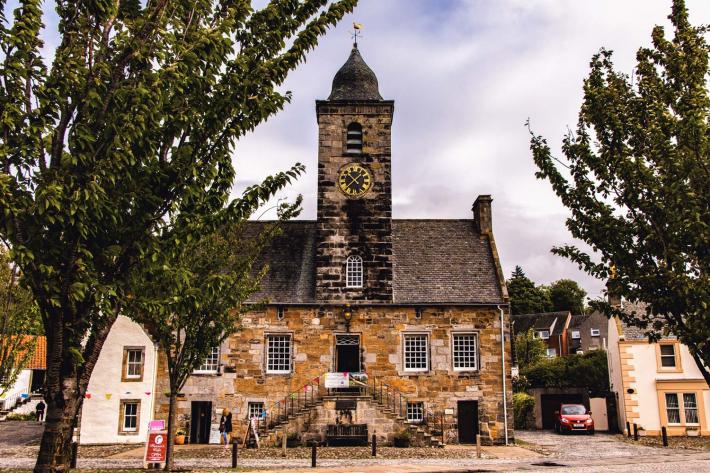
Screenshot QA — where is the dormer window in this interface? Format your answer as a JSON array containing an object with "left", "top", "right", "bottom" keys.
[
  {"left": 346, "top": 255, "right": 363, "bottom": 288},
  {"left": 346, "top": 123, "right": 363, "bottom": 154}
]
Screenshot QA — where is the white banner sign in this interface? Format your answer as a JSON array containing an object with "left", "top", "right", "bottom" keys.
[{"left": 324, "top": 372, "right": 349, "bottom": 388}]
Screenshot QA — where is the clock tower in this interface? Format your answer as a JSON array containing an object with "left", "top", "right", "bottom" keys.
[{"left": 315, "top": 44, "right": 394, "bottom": 302}]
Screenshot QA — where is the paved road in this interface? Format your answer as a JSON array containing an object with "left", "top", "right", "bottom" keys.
[{"left": 1, "top": 424, "right": 708, "bottom": 472}]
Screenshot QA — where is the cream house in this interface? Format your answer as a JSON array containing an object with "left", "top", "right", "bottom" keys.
[
  {"left": 79, "top": 315, "right": 159, "bottom": 444},
  {"left": 608, "top": 302, "right": 709, "bottom": 436}
]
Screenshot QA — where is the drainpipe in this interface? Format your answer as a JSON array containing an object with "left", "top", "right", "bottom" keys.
[{"left": 498, "top": 305, "right": 509, "bottom": 446}]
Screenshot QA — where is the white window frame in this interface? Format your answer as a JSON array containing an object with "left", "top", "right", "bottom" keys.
[
  {"left": 266, "top": 334, "right": 293, "bottom": 374},
  {"left": 345, "top": 255, "right": 363, "bottom": 288},
  {"left": 590, "top": 328, "right": 601, "bottom": 337},
  {"left": 546, "top": 348, "right": 557, "bottom": 358},
  {"left": 406, "top": 401, "right": 424, "bottom": 423},
  {"left": 125, "top": 348, "right": 144, "bottom": 379},
  {"left": 665, "top": 392, "right": 681, "bottom": 424},
  {"left": 536, "top": 330, "right": 550, "bottom": 340},
  {"left": 194, "top": 346, "right": 220, "bottom": 374},
  {"left": 247, "top": 402, "right": 265, "bottom": 420},
  {"left": 403, "top": 333, "right": 429, "bottom": 372},
  {"left": 452, "top": 332, "right": 479, "bottom": 372},
  {"left": 121, "top": 401, "right": 139, "bottom": 432},
  {"left": 571, "top": 330, "right": 581, "bottom": 340}
]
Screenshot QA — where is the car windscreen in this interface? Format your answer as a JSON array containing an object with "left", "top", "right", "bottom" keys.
[{"left": 561, "top": 405, "right": 586, "bottom": 415}]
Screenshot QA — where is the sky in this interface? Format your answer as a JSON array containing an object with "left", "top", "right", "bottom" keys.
[
  {"left": 23, "top": 0, "right": 710, "bottom": 302},
  {"left": 231, "top": 0, "right": 710, "bottom": 301}
]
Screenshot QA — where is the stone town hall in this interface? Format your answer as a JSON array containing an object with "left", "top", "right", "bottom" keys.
[{"left": 151, "top": 43, "right": 511, "bottom": 446}]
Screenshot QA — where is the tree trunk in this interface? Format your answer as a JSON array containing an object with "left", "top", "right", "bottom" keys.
[
  {"left": 34, "top": 308, "right": 117, "bottom": 473},
  {"left": 34, "top": 379, "right": 83, "bottom": 472},
  {"left": 164, "top": 391, "right": 177, "bottom": 471}
]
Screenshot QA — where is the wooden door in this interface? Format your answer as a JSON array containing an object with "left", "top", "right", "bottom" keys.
[{"left": 457, "top": 400, "right": 478, "bottom": 443}]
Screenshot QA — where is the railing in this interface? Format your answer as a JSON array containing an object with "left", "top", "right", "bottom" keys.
[
  {"left": 251, "top": 376, "right": 326, "bottom": 436},
  {"left": 247, "top": 373, "right": 444, "bottom": 445}
]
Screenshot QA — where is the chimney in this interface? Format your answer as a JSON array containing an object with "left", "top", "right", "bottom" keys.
[{"left": 472, "top": 195, "right": 493, "bottom": 235}]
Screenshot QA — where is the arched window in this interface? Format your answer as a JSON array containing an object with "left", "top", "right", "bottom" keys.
[
  {"left": 345, "top": 255, "right": 363, "bottom": 288},
  {"left": 346, "top": 123, "right": 363, "bottom": 154}
]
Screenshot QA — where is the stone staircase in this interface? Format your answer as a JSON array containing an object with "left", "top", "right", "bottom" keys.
[{"left": 251, "top": 377, "right": 444, "bottom": 448}]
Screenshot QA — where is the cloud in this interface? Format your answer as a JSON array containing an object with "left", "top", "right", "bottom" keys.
[{"left": 234, "top": 0, "right": 709, "bottom": 299}]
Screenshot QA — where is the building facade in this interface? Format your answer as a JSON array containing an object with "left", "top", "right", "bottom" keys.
[
  {"left": 607, "top": 302, "right": 710, "bottom": 436},
  {"left": 79, "top": 316, "right": 159, "bottom": 444},
  {"left": 153, "top": 44, "right": 512, "bottom": 446}
]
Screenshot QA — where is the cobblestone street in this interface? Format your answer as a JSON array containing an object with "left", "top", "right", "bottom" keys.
[{"left": 1, "top": 422, "right": 709, "bottom": 472}]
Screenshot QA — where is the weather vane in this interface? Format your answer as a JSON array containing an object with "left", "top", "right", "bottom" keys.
[{"left": 351, "top": 22, "right": 363, "bottom": 46}]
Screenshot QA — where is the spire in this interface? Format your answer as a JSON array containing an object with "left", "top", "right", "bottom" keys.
[{"left": 328, "top": 44, "right": 382, "bottom": 101}]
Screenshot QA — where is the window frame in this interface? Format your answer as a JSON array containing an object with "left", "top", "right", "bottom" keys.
[
  {"left": 194, "top": 346, "right": 220, "bottom": 374},
  {"left": 571, "top": 330, "right": 581, "bottom": 340},
  {"left": 118, "top": 399, "right": 141, "bottom": 435},
  {"left": 403, "top": 333, "right": 429, "bottom": 372},
  {"left": 247, "top": 401, "right": 265, "bottom": 420},
  {"left": 265, "top": 333, "right": 293, "bottom": 374},
  {"left": 590, "top": 328, "right": 601, "bottom": 337},
  {"left": 121, "top": 347, "right": 145, "bottom": 382},
  {"left": 546, "top": 348, "right": 557, "bottom": 358},
  {"left": 406, "top": 401, "right": 424, "bottom": 423},
  {"left": 451, "top": 332, "right": 479, "bottom": 372},
  {"left": 345, "top": 255, "right": 364, "bottom": 288},
  {"left": 656, "top": 342, "right": 682, "bottom": 372},
  {"left": 535, "top": 330, "right": 550, "bottom": 340}
]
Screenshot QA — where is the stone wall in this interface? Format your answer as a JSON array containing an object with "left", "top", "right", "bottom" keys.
[
  {"left": 222, "top": 304, "right": 513, "bottom": 444},
  {"left": 315, "top": 101, "right": 394, "bottom": 302}
]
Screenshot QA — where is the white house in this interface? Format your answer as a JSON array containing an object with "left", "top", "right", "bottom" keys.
[
  {"left": 608, "top": 302, "right": 710, "bottom": 436},
  {"left": 79, "top": 315, "right": 159, "bottom": 444}
]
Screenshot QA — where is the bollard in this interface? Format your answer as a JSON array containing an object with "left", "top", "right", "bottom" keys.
[
  {"left": 661, "top": 426, "right": 668, "bottom": 447},
  {"left": 626, "top": 421, "right": 631, "bottom": 437},
  {"left": 70, "top": 442, "right": 78, "bottom": 469},
  {"left": 311, "top": 443, "right": 317, "bottom": 468},
  {"left": 231, "top": 440, "right": 238, "bottom": 468},
  {"left": 476, "top": 434, "right": 481, "bottom": 459},
  {"left": 371, "top": 433, "right": 377, "bottom": 457},
  {"left": 282, "top": 431, "right": 287, "bottom": 457},
  {"left": 633, "top": 423, "right": 639, "bottom": 441}
]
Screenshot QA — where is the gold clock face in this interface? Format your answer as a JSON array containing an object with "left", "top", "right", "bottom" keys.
[{"left": 338, "top": 163, "right": 373, "bottom": 198}]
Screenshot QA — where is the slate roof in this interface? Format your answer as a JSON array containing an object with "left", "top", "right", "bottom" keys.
[
  {"left": 328, "top": 44, "right": 383, "bottom": 101},
  {"left": 615, "top": 301, "right": 677, "bottom": 340},
  {"left": 391, "top": 220, "right": 503, "bottom": 304},
  {"left": 512, "top": 311, "right": 570, "bottom": 337},
  {"left": 244, "top": 219, "right": 505, "bottom": 305}
]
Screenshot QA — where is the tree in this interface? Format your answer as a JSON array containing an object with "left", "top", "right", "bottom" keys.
[
  {"left": 529, "top": 0, "right": 710, "bottom": 384},
  {"left": 549, "top": 279, "right": 587, "bottom": 314},
  {"left": 514, "top": 328, "right": 547, "bottom": 371},
  {"left": 507, "top": 266, "right": 552, "bottom": 315},
  {"left": 126, "top": 198, "right": 300, "bottom": 470},
  {"left": 0, "top": 1, "right": 357, "bottom": 471},
  {"left": 0, "top": 245, "right": 39, "bottom": 395}
]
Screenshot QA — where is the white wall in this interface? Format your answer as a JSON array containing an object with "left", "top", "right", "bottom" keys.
[
  {"left": 0, "top": 369, "right": 31, "bottom": 410},
  {"left": 606, "top": 318, "right": 626, "bottom": 431},
  {"left": 80, "top": 315, "right": 157, "bottom": 444}
]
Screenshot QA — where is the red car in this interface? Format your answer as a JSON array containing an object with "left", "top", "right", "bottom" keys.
[{"left": 554, "top": 404, "right": 595, "bottom": 434}]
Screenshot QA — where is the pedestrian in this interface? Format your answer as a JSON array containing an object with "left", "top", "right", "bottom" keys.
[
  {"left": 35, "top": 400, "right": 45, "bottom": 422},
  {"left": 219, "top": 407, "right": 232, "bottom": 448}
]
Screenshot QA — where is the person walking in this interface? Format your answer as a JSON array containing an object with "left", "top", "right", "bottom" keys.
[
  {"left": 35, "top": 400, "right": 45, "bottom": 422},
  {"left": 219, "top": 408, "right": 232, "bottom": 448}
]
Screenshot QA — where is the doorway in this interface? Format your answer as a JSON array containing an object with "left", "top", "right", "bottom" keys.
[
  {"left": 457, "top": 400, "right": 479, "bottom": 444},
  {"left": 335, "top": 334, "right": 360, "bottom": 373},
  {"left": 190, "top": 401, "right": 212, "bottom": 444}
]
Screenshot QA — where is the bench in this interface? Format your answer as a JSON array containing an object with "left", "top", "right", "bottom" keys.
[{"left": 325, "top": 423, "right": 369, "bottom": 446}]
